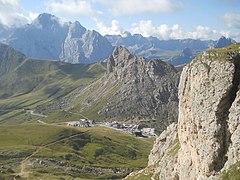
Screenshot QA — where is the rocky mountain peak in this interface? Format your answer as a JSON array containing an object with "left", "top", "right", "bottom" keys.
[
  {"left": 101, "top": 46, "right": 180, "bottom": 129},
  {"left": 107, "top": 46, "right": 136, "bottom": 74},
  {"left": 122, "top": 31, "right": 132, "bottom": 38},
  {"left": 214, "top": 36, "right": 236, "bottom": 48},
  {"left": 7, "top": 13, "right": 113, "bottom": 64},
  {"left": 34, "top": 13, "right": 63, "bottom": 28},
  {"left": 112, "top": 46, "right": 132, "bottom": 59},
  {"left": 68, "top": 21, "right": 86, "bottom": 38}
]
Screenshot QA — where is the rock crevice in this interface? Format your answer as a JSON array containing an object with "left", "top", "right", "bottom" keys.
[{"left": 215, "top": 56, "right": 240, "bottom": 171}]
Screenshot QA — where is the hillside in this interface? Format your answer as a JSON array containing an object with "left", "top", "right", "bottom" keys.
[
  {"left": 126, "top": 43, "right": 240, "bottom": 179},
  {"left": 0, "top": 124, "right": 154, "bottom": 179},
  {"left": 0, "top": 43, "right": 106, "bottom": 124},
  {"left": 37, "top": 46, "right": 180, "bottom": 131},
  {"left": 0, "top": 43, "right": 157, "bottom": 179},
  {"left": 0, "top": 44, "right": 179, "bottom": 131}
]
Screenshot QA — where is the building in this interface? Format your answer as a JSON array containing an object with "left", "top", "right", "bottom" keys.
[
  {"left": 141, "top": 128, "right": 156, "bottom": 137},
  {"left": 67, "top": 121, "right": 81, "bottom": 127}
]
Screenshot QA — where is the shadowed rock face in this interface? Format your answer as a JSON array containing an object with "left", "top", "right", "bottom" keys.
[
  {"left": 127, "top": 44, "right": 240, "bottom": 180},
  {"left": 100, "top": 46, "right": 180, "bottom": 130}
]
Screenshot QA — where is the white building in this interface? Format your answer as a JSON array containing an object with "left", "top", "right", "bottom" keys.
[{"left": 67, "top": 121, "right": 81, "bottom": 127}]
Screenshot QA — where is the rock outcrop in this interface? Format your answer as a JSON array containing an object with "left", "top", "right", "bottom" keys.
[
  {"left": 177, "top": 45, "right": 240, "bottom": 179},
  {"left": 126, "top": 44, "right": 240, "bottom": 180},
  {"left": 100, "top": 46, "right": 180, "bottom": 129}
]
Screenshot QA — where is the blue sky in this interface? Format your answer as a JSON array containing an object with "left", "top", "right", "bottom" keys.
[{"left": 0, "top": 0, "right": 240, "bottom": 41}]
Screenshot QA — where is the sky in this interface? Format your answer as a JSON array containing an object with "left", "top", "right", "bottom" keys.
[{"left": 0, "top": 0, "right": 240, "bottom": 41}]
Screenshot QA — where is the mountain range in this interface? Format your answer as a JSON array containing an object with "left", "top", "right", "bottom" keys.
[
  {"left": 0, "top": 43, "right": 179, "bottom": 131},
  {"left": 3, "top": 13, "right": 114, "bottom": 64},
  {"left": 1, "top": 12, "right": 240, "bottom": 179},
  {"left": 0, "top": 13, "right": 236, "bottom": 65}
]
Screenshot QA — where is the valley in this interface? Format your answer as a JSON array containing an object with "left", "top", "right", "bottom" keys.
[
  {"left": 0, "top": 4, "right": 239, "bottom": 179},
  {"left": 0, "top": 43, "right": 162, "bottom": 179},
  {"left": 0, "top": 124, "right": 154, "bottom": 179}
]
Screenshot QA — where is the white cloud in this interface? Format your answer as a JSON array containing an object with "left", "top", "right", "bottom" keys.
[
  {"left": 96, "top": 20, "right": 124, "bottom": 35},
  {"left": 186, "top": 26, "right": 230, "bottom": 40},
  {"left": 0, "top": 0, "right": 29, "bottom": 27},
  {"left": 130, "top": 20, "right": 229, "bottom": 40},
  {"left": 28, "top": 12, "right": 40, "bottom": 21},
  {"left": 46, "top": 0, "right": 102, "bottom": 20},
  {"left": 223, "top": 13, "right": 240, "bottom": 29},
  {"left": 131, "top": 20, "right": 159, "bottom": 37},
  {"left": 130, "top": 20, "right": 186, "bottom": 40},
  {"left": 98, "top": 0, "right": 183, "bottom": 16}
]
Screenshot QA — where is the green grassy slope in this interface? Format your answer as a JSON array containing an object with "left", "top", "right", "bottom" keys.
[
  {"left": 0, "top": 48, "right": 106, "bottom": 124},
  {"left": 0, "top": 124, "right": 154, "bottom": 179},
  {"left": 0, "top": 43, "right": 26, "bottom": 76}
]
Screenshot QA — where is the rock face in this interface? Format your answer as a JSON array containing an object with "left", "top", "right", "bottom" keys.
[
  {"left": 126, "top": 44, "right": 240, "bottom": 180},
  {"left": 8, "top": 13, "right": 69, "bottom": 61},
  {"left": 148, "top": 123, "right": 179, "bottom": 180},
  {"left": 7, "top": 13, "right": 113, "bottom": 64},
  {"left": 60, "top": 22, "right": 113, "bottom": 64},
  {"left": 101, "top": 46, "right": 180, "bottom": 129},
  {"left": 177, "top": 46, "right": 240, "bottom": 179}
]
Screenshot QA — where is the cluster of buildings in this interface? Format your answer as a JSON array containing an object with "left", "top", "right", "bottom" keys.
[
  {"left": 67, "top": 119, "right": 156, "bottom": 138},
  {"left": 67, "top": 119, "right": 96, "bottom": 128}
]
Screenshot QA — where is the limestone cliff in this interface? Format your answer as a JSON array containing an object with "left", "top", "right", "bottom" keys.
[
  {"left": 177, "top": 44, "right": 240, "bottom": 179},
  {"left": 126, "top": 44, "right": 240, "bottom": 180}
]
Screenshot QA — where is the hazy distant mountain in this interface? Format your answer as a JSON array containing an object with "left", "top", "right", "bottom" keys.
[
  {"left": 106, "top": 33, "right": 236, "bottom": 65},
  {"left": 106, "top": 32, "right": 213, "bottom": 54},
  {"left": 60, "top": 21, "right": 113, "bottom": 64},
  {"left": 6, "top": 13, "right": 113, "bottom": 64},
  {"left": 214, "top": 36, "right": 236, "bottom": 48},
  {"left": 168, "top": 47, "right": 195, "bottom": 65},
  {"left": 1, "top": 13, "right": 236, "bottom": 65},
  {"left": 0, "top": 24, "right": 12, "bottom": 42}
]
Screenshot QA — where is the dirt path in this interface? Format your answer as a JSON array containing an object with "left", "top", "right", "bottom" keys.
[
  {"left": 14, "top": 132, "right": 87, "bottom": 179},
  {"left": 28, "top": 110, "right": 47, "bottom": 118},
  {"left": 37, "top": 120, "right": 47, "bottom": 124}
]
